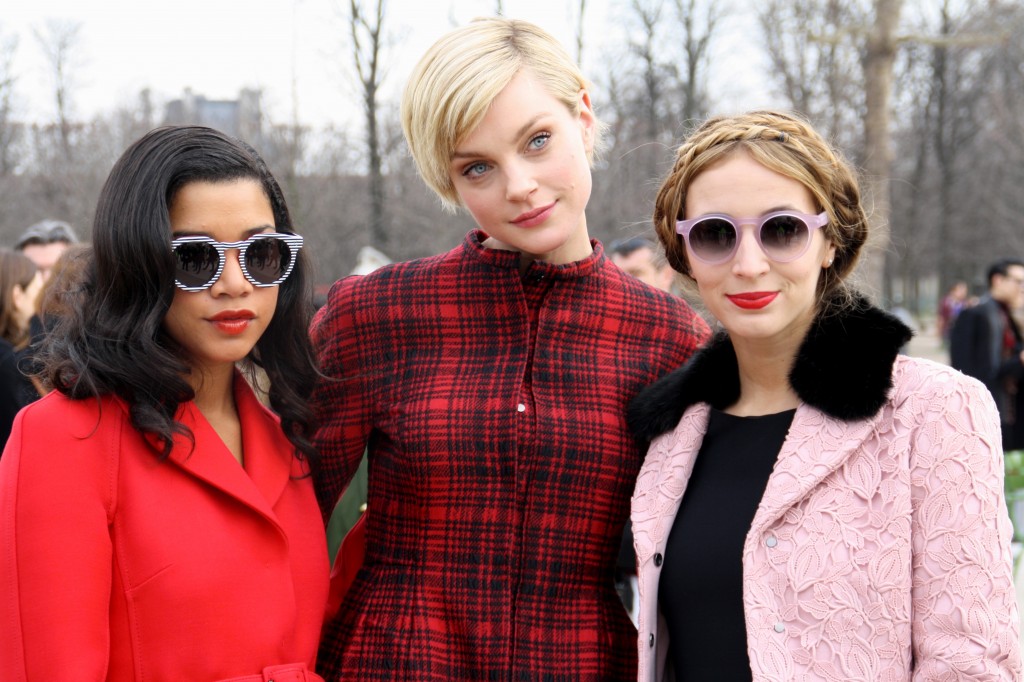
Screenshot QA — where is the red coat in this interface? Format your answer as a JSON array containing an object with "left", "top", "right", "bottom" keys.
[
  {"left": 312, "top": 231, "right": 710, "bottom": 680},
  {"left": 0, "top": 374, "right": 329, "bottom": 681}
]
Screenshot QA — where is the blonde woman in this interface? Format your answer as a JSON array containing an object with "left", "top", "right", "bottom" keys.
[
  {"left": 629, "top": 110, "right": 1021, "bottom": 680},
  {"left": 311, "top": 17, "right": 710, "bottom": 681}
]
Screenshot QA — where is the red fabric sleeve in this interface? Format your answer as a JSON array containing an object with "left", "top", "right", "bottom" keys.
[{"left": 0, "top": 398, "right": 115, "bottom": 681}]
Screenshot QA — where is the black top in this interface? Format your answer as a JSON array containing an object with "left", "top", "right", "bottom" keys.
[
  {"left": 0, "top": 338, "right": 40, "bottom": 452},
  {"left": 660, "top": 407, "right": 795, "bottom": 681}
]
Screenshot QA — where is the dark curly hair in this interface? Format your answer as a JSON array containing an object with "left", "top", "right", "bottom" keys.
[{"left": 41, "top": 126, "right": 319, "bottom": 466}]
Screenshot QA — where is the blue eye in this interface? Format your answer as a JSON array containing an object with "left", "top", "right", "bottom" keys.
[
  {"left": 528, "top": 133, "right": 550, "bottom": 151},
  {"left": 462, "top": 162, "right": 489, "bottom": 178}
]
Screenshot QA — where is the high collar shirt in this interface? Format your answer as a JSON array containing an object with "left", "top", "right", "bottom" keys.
[
  {"left": 311, "top": 230, "right": 710, "bottom": 680},
  {"left": 0, "top": 373, "right": 330, "bottom": 681}
]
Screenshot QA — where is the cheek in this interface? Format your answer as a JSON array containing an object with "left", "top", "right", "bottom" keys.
[
  {"left": 161, "top": 297, "right": 187, "bottom": 345},
  {"left": 458, "top": 192, "right": 495, "bottom": 227}
]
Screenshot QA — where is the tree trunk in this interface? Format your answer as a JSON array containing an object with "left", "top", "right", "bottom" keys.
[{"left": 861, "top": 0, "right": 903, "bottom": 301}]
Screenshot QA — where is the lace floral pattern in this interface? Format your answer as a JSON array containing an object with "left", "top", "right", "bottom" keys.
[{"left": 633, "top": 356, "right": 1021, "bottom": 681}]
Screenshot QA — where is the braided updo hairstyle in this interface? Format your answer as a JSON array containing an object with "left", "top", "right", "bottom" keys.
[{"left": 653, "top": 110, "right": 868, "bottom": 313}]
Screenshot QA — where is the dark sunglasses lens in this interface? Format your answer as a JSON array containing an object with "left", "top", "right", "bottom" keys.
[
  {"left": 690, "top": 218, "right": 736, "bottom": 261},
  {"left": 174, "top": 242, "right": 220, "bottom": 288},
  {"left": 245, "top": 238, "right": 291, "bottom": 285},
  {"left": 760, "top": 215, "right": 809, "bottom": 259}
]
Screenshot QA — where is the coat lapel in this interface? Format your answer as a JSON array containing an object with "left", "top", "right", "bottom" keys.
[
  {"left": 631, "top": 404, "right": 709, "bottom": 566},
  {"left": 748, "top": 404, "right": 876, "bottom": 534},
  {"left": 157, "top": 374, "right": 295, "bottom": 536},
  {"left": 629, "top": 297, "right": 912, "bottom": 553}
]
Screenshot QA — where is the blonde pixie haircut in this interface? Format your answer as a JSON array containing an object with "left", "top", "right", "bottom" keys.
[
  {"left": 401, "top": 17, "right": 600, "bottom": 209},
  {"left": 653, "top": 110, "right": 868, "bottom": 309}
]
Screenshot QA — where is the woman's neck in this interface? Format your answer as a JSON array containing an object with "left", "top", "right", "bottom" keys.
[
  {"left": 188, "top": 363, "right": 244, "bottom": 465},
  {"left": 726, "top": 337, "right": 801, "bottom": 417}
]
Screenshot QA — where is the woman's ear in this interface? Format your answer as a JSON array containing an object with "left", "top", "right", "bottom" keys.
[
  {"left": 823, "top": 244, "right": 837, "bottom": 268},
  {"left": 11, "top": 283, "right": 29, "bottom": 313},
  {"left": 578, "top": 89, "right": 596, "bottom": 154}
]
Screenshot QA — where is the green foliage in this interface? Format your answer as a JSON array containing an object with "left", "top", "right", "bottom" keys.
[
  {"left": 1006, "top": 450, "right": 1024, "bottom": 493},
  {"left": 1004, "top": 451, "right": 1024, "bottom": 548}
]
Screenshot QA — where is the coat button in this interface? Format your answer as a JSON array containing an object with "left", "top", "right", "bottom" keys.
[
  {"left": 774, "top": 622, "right": 785, "bottom": 633},
  {"left": 517, "top": 403, "right": 526, "bottom": 413},
  {"left": 653, "top": 552, "right": 663, "bottom": 567},
  {"left": 649, "top": 633, "right": 655, "bottom": 647},
  {"left": 765, "top": 536, "right": 778, "bottom": 548}
]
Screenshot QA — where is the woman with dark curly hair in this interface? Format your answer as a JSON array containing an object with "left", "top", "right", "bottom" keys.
[
  {"left": 0, "top": 126, "right": 329, "bottom": 681},
  {"left": 628, "top": 110, "right": 1021, "bottom": 680}
]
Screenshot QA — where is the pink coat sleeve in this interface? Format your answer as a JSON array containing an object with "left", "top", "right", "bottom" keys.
[
  {"left": 0, "top": 397, "right": 116, "bottom": 680},
  {"left": 907, "top": 367, "right": 1021, "bottom": 679}
]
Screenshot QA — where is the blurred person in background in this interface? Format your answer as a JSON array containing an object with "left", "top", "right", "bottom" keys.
[
  {"left": 14, "top": 219, "right": 78, "bottom": 282},
  {"left": 0, "top": 249, "right": 43, "bottom": 449},
  {"left": 20, "top": 243, "right": 93, "bottom": 398},
  {"left": 950, "top": 258, "right": 1024, "bottom": 451},
  {"left": 610, "top": 236, "right": 676, "bottom": 293},
  {"left": 937, "top": 280, "right": 969, "bottom": 348}
]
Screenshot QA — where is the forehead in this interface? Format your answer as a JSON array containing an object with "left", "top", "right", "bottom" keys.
[
  {"left": 454, "top": 71, "right": 566, "bottom": 153},
  {"left": 1005, "top": 265, "right": 1024, "bottom": 280},
  {"left": 612, "top": 246, "right": 656, "bottom": 266},
  {"left": 686, "top": 150, "right": 815, "bottom": 214},
  {"left": 21, "top": 241, "right": 68, "bottom": 267}
]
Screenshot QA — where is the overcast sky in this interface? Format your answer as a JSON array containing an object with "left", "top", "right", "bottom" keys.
[{"left": 6, "top": 0, "right": 773, "bottom": 130}]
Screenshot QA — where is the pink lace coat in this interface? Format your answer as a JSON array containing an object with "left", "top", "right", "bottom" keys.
[{"left": 632, "top": 355, "right": 1021, "bottom": 680}]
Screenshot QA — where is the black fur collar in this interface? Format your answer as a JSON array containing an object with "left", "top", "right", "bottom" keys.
[{"left": 628, "top": 296, "right": 914, "bottom": 442}]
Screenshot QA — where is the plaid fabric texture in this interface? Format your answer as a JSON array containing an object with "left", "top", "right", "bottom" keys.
[{"left": 311, "top": 231, "right": 709, "bottom": 680}]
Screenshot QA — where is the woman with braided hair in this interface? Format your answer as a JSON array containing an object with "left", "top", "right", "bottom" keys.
[{"left": 628, "top": 110, "right": 1020, "bottom": 680}]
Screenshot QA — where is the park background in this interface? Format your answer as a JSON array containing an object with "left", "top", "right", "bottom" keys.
[
  {"left": 1, "top": 0, "right": 1022, "bottom": 313},
  {"left": 4, "top": 0, "right": 1024, "bottom": 646}
]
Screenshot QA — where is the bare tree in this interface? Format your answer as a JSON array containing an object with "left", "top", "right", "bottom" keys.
[
  {"left": 33, "top": 19, "right": 83, "bottom": 163},
  {"left": 670, "top": 0, "right": 723, "bottom": 125},
  {"left": 880, "top": 0, "right": 1011, "bottom": 310},
  {"left": 574, "top": 0, "right": 588, "bottom": 64},
  {"left": 757, "top": 0, "right": 867, "bottom": 152},
  {"left": 854, "top": 0, "right": 905, "bottom": 300},
  {"left": 348, "top": 0, "right": 388, "bottom": 248},
  {"left": 0, "top": 26, "right": 19, "bottom": 176}
]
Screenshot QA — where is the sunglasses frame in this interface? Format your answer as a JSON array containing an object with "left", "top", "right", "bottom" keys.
[
  {"left": 171, "top": 233, "right": 304, "bottom": 292},
  {"left": 675, "top": 210, "right": 829, "bottom": 265}
]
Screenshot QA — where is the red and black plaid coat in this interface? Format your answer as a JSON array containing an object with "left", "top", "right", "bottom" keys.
[{"left": 311, "top": 231, "right": 709, "bottom": 680}]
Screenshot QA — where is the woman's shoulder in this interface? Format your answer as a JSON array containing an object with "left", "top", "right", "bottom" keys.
[
  {"left": 891, "top": 354, "right": 992, "bottom": 400},
  {"left": 888, "top": 354, "right": 999, "bottom": 425},
  {"left": 16, "top": 391, "right": 126, "bottom": 440}
]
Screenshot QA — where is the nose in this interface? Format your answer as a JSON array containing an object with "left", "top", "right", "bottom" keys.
[
  {"left": 210, "top": 249, "right": 253, "bottom": 296},
  {"left": 731, "top": 225, "right": 770, "bottom": 277},
  {"left": 504, "top": 161, "right": 538, "bottom": 202}
]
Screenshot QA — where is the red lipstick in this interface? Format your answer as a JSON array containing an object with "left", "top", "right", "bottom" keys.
[
  {"left": 209, "top": 309, "right": 255, "bottom": 335},
  {"left": 511, "top": 202, "right": 555, "bottom": 228},
  {"left": 727, "top": 292, "right": 778, "bottom": 310}
]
